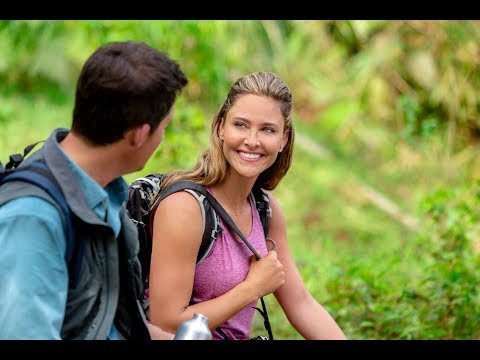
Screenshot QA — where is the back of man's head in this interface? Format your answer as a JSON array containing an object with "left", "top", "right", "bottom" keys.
[{"left": 72, "top": 41, "right": 188, "bottom": 146}]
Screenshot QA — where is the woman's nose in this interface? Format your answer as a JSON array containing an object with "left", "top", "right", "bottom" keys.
[{"left": 244, "top": 130, "right": 259, "bottom": 147}]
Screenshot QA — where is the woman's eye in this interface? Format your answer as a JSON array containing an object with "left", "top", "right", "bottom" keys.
[
  {"left": 263, "top": 127, "right": 275, "bottom": 133},
  {"left": 234, "top": 122, "right": 247, "bottom": 128}
]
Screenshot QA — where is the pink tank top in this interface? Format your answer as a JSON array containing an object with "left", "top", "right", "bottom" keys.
[{"left": 191, "top": 189, "right": 268, "bottom": 340}]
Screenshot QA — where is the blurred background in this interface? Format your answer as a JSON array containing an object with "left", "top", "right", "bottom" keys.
[{"left": 1, "top": 20, "right": 479, "bottom": 339}]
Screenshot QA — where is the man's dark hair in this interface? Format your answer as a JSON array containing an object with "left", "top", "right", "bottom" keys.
[{"left": 72, "top": 41, "right": 188, "bottom": 145}]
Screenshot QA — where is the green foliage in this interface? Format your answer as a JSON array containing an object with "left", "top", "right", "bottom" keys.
[
  {"left": 322, "top": 251, "right": 418, "bottom": 339},
  {"left": 397, "top": 95, "right": 441, "bottom": 142},
  {"left": 414, "top": 181, "right": 480, "bottom": 339},
  {"left": 321, "top": 181, "right": 480, "bottom": 339}
]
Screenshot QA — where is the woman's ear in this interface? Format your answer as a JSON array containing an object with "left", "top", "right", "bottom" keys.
[
  {"left": 279, "top": 130, "right": 289, "bottom": 152},
  {"left": 218, "top": 120, "right": 225, "bottom": 141}
]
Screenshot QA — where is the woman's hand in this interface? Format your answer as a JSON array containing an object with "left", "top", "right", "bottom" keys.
[
  {"left": 147, "top": 321, "right": 175, "bottom": 340},
  {"left": 245, "top": 250, "right": 285, "bottom": 298}
]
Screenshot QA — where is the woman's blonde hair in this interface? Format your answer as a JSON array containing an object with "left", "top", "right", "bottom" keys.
[{"left": 157, "top": 71, "right": 294, "bottom": 198}]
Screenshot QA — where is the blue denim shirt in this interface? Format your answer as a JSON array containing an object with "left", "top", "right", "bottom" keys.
[{"left": 0, "top": 141, "right": 127, "bottom": 339}]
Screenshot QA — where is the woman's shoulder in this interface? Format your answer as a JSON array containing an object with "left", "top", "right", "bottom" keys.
[{"left": 155, "top": 189, "right": 205, "bottom": 219}]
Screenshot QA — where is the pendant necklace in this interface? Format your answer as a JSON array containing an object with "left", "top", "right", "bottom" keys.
[{"left": 222, "top": 188, "right": 242, "bottom": 217}]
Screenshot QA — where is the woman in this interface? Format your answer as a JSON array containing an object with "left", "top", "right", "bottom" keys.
[{"left": 148, "top": 71, "right": 347, "bottom": 340}]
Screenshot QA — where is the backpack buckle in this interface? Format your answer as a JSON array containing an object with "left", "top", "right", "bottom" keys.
[
  {"left": 6, "top": 154, "right": 24, "bottom": 170},
  {"left": 266, "top": 207, "right": 272, "bottom": 218}
]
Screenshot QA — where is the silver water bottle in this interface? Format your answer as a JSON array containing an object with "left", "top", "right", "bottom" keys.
[{"left": 174, "top": 313, "right": 212, "bottom": 340}]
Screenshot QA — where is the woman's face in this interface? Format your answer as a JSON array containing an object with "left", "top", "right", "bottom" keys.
[{"left": 218, "top": 94, "right": 288, "bottom": 180}]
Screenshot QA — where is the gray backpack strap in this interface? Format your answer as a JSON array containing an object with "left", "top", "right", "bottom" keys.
[
  {"left": 184, "top": 189, "right": 219, "bottom": 265},
  {"left": 0, "top": 181, "right": 68, "bottom": 233}
]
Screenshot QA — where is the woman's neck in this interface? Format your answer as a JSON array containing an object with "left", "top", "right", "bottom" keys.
[{"left": 211, "top": 178, "right": 254, "bottom": 217}]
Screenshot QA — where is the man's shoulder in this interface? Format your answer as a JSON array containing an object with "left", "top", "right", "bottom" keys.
[
  {"left": 0, "top": 170, "right": 65, "bottom": 225},
  {"left": 0, "top": 193, "right": 62, "bottom": 221}
]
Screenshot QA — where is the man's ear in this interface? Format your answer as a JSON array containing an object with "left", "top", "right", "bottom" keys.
[{"left": 126, "top": 124, "right": 151, "bottom": 148}]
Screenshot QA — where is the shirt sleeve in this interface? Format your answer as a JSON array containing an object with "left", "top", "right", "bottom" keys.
[{"left": 0, "top": 196, "right": 68, "bottom": 339}]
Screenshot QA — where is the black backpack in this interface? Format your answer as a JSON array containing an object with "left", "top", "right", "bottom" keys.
[
  {"left": 126, "top": 174, "right": 274, "bottom": 340},
  {"left": 0, "top": 142, "right": 82, "bottom": 288}
]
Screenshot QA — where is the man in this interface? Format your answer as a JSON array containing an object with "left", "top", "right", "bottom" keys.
[{"left": 0, "top": 41, "right": 188, "bottom": 339}]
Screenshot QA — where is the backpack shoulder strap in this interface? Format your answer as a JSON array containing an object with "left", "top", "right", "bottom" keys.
[
  {"left": 163, "top": 181, "right": 262, "bottom": 259},
  {"left": 183, "top": 189, "right": 221, "bottom": 264},
  {"left": 0, "top": 161, "right": 81, "bottom": 288},
  {"left": 251, "top": 186, "right": 272, "bottom": 237},
  {"left": 149, "top": 181, "right": 222, "bottom": 264}
]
